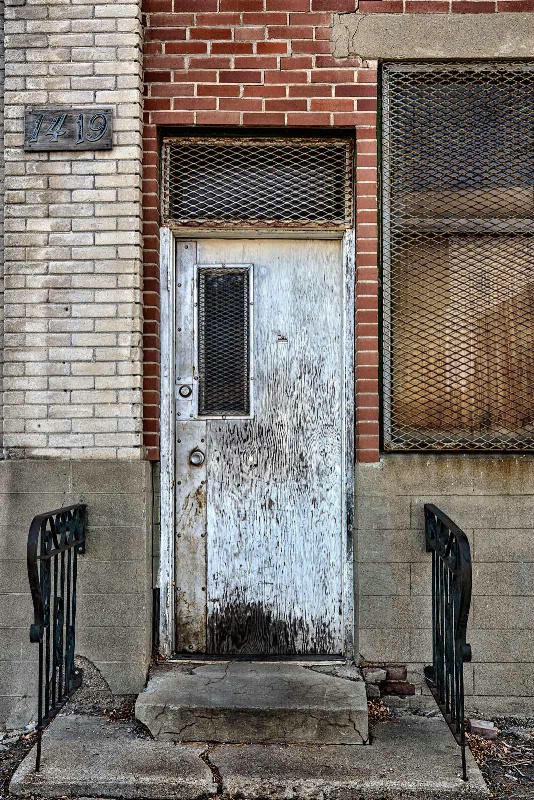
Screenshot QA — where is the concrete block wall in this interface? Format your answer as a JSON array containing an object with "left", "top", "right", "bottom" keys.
[
  {"left": 356, "top": 455, "right": 534, "bottom": 716},
  {"left": 0, "top": 461, "right": 152, "bottom": 729},
  {"left": 3, "top": 0, "right": 144, "bottom": 459}
]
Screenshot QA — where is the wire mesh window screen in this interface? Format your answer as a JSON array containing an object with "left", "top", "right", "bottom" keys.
[
  {"left": 198, "top": 266, "right": 251, "bottom": 417},
  {"left": 382, "top": 62, "right": 534, "bottom": 451},
  {"left": 162, "top": 137, "right": 353, "bottom": 229}
]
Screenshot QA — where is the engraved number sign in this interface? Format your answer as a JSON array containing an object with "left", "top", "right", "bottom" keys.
[{"left": 24, "top": 108, "right": 113, "bottom": 151}]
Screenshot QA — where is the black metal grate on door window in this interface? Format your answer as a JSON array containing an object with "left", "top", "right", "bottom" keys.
[
  {"left": 382, "top": 62, "right": 534, "bottom": 451},
  {"left": 198, "top": 266, "right": 251, "bottom": 417},
  {"left": 161, "top": 137, "right": 353, "bottom": 229}
]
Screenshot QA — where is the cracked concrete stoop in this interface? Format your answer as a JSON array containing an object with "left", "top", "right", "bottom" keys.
[
  {"left": 135, "top": 661, "right": 369, "bottom": 744},
  {"left": 9, "top": 708, "right": 489, "bottom": 800},
  {"left": 9, "top": 662, "right": 490, "bottom": 799}
]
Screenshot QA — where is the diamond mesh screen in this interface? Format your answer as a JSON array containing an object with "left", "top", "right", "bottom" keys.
[
  {"left": 198, "top": 266, "right": 251, "bottom": 417},
  {"left": 162, "top": 137, "right": 353, "bottom": 229},
  {"left": 382, "top": 62, "right": 534, "bottom": 451}
]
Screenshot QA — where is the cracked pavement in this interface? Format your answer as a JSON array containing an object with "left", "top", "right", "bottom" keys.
[
  {"left": 135, "top": 661, "right": 369, "bottom": 744},
  {"left": 9, "top": 710, "right": 488, "bottom": 800}
]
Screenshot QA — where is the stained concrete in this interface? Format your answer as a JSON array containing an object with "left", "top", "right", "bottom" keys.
[
  {"left": 332, "top": 12, "right": 534, "bottom": 60},
  {"left": 135, "top": 661, "right": 369, "bottom": 744},
  {"left": 10, "top": 710, "right": 488, "bottom": 799},
  {"left": 213, "top": 714, "right": 488, "bottom": 799},
  {"left": 9, "top": 714, "right": 216, "bottom": 799}
]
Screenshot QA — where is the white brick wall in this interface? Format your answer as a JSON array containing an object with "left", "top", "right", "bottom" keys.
[
  {"left": 0, "top": 0, "right": 5, "bottom": 451},
  {"left": 3, "top": 0, "right": 144, "bottom": 459}
]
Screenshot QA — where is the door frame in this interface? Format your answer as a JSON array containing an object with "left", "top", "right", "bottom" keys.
[{"left": 158, "top": 227, "right": 356, "bottom": 659}]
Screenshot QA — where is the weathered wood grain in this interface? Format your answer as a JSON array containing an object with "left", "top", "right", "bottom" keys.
[{"left": 196, "top": 239, "right": 344, "bottom": 655}]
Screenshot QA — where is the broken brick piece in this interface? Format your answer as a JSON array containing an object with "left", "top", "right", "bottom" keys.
[{"left": 381, "top": 680, "right": 416, "bottom": 697}]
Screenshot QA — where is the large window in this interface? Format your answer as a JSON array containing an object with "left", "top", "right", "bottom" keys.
[{"left": 381, "top": 62, "right": 534, "bottom": 451}]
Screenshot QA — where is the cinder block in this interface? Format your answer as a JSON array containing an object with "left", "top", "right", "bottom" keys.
[
  {"left": 473, "top": 563, "right": 534, "bottom": 596},
  {"left": 357, "top": 529, "right": 427, "bottom": 563},
  {"left": 0, "top": 526, "right": 31, "bottom": 560},
  {"left": 0, "top": 629, "right": 38, "bottom": 662},
  {"left": 410, "top": 563, "right": 433, "bottom": 597},
  {"left": 474, "top": 529, "right": 534, "bottom": 563},
  {"left": 359, "top": 562, "right": 411, "bottom": 596},
  {"left": 359, "top": 628, "right": 411, "bottom": 663},
  {"left": 356, "top": 496, "right": 410, "bottom": 531},
  {"left": 72, "top": 460, "right": 150, "bottom": 494},
  {"left": 472, "top": 596, "right": 533, "bottom": 630},
  {"left": 77, "top": 626, "right": 150, "bottom": 663},
  {"left": 74, "top": 493, "right": 148, "bottom": 528},
  {"left": 469, "top": 629, "right": 534, "bottom": 663},
  {"left": 474, "top": 663, "right": 534, "bottom": 697},
  {"left": 0, "top": 560, "right": 28, "bottom": 594},
  {"left": 77, "top": 561, "right": 148, "bottom": 595},
  {"left": 465, "top": 696, "right": 534, "bottom": 717},
  {"left": 0, "top": 695, "right": 35, "bottom": 731},
  {"left": 356, "top": 456, "right": 483, "bottom": 497},
  {"left": 76, "top": 593, "right": 150, "bottom": 628},
  {"left": 409, "top": 629, "right": 432, "bottom": 664},
  {"left": 359, "top": 596, "right": 411, "bottom": 630},
  {"left": 0, "top": 661, "right": 37, "bottom": 697},
  {"left": 359, "top": 595, "right": 431, "bottom": 630},
  {"left": 411, "top": 495, "right": 534, "bottom": 531}
]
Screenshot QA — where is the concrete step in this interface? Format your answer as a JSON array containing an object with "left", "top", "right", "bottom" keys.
[
  {"left": 135, "top": 661, "right": 369, "bottom": 744},
  {"left": 10, "top": 710, "right": 489, "bottom": 799}
]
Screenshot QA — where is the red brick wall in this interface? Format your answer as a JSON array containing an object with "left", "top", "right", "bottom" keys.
[
  {"left": 142, "top": 1, "right": 379, "bottom": 462},
  {"left": 359, "top": 0, "right": 534, "bottom": 9},
  {"left": 142, "top": 0, "right": 527, "bottom": 463}
]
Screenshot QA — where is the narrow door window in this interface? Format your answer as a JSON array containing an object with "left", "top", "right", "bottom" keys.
[{"left": 197, "top": 265, "right": 252, "bottom": 417}]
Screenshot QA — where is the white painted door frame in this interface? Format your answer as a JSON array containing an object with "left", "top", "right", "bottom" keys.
[{"left": 158, "top": 227, "right": 355, "bottom": 659}]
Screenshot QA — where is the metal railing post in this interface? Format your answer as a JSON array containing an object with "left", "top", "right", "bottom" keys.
[
  {"left": 27, "top": 504, "right": 87, "bottom": 771},
  {"left": 424, "top": 503, "right": 472, "bottom": 781}
]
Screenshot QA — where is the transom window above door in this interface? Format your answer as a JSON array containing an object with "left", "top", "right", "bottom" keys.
[
  {"left": 381, "top": 62, "right": 534, "bottom": 452},
  {"left": 161, "top": 136, "right": 353, "bottom": 230}
]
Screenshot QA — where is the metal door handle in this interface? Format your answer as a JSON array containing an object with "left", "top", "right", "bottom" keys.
[{"left": 190, "top": 449, "right": 205, "bottom": 466}]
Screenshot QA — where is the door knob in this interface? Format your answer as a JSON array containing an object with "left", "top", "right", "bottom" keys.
[{"left": 189, "top": 449, "right": 205, "bottom": 466}]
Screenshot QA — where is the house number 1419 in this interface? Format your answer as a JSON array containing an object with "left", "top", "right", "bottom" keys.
[{"left": 24, "top": 108, "right": 113, "bottom": 151}]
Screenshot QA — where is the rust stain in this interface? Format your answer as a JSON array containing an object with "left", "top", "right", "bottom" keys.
[{"left": 180, "top": 484, "right": 206, "bottom": 528}]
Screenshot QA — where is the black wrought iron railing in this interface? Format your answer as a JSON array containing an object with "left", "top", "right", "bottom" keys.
[
  {"left": 27, "top": 504, "right": 87, "bottom": 771},
  {"left": 424, "top": 503, "right": 472, "bottom": 781}
]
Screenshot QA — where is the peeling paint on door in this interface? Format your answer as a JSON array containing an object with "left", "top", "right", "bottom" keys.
[{"left": 175, "top": 238, "right": 345, "bottom": 655}]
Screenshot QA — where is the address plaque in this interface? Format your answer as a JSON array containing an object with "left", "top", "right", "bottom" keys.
[{"left": 24, "top": 108, "right": 113, "bottom": 151}]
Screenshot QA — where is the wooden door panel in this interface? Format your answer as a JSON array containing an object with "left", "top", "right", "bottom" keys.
[{"left": 195, "top": 239, "right": 344, "bottom": 655}]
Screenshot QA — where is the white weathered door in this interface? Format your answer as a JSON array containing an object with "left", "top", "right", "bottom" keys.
[{"left": 175, "top": 238, "right": 346, "bottom": 655}]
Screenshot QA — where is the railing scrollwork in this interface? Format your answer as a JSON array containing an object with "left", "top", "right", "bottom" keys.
[
  {"left": 27, "top": 504, "right": 87, "bottom": 771},
  {"left": 424, "top": 503, "right": 472, "bottom": 781}
]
